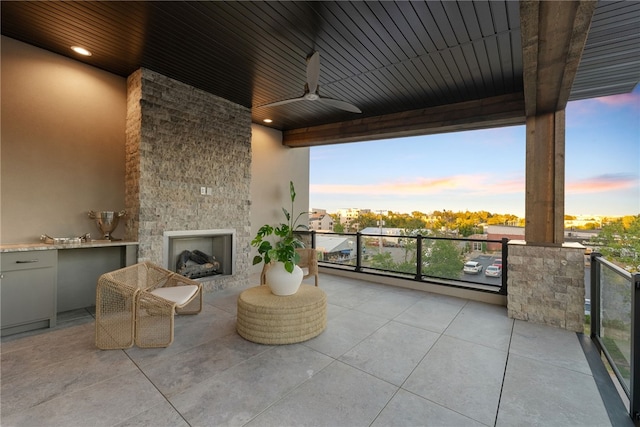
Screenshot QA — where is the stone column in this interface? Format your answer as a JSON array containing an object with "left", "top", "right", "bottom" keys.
[{"left": 508, "top": 241, "right": 585, "bottom": 332}]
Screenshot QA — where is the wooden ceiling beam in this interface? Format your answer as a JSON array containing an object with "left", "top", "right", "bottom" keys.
[
  {"left": 520, "top": 0, "right": 597, "bottom": 116},
  {"left": 282, "top": 92, "right": 525, "bottom": 147}
]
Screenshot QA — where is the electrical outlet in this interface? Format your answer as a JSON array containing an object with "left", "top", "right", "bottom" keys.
[
  {"left": 200, "top": 186, "right": 206, "bottom": 195},
  {"left": 206, "top": 187, "right": 212, "bottom": 196}
]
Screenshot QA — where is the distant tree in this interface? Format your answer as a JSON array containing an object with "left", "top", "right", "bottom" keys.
[
  {"left": 589, "top": 215, "right": 640, "bottom": 271},
  {"left": 355, "top": 211, "right": 379, "bottom": 230},
  {"left": 580, "top": 222, "right": 598, "bottom": 230},
  {"left": 370, "top": 252, "right": 397, "bottom": 270},
  {"left": 422, "top": 239, "right": 464, "bottom": 279},
  {"left": 411, "top": 211, "right": 427, "bottom": 220},
  {"left": 333, "top": 222, "right": 344, "bottom": 233}
]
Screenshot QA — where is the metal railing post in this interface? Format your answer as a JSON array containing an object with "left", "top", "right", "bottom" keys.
[
  {"left": 631, "top": 272, "right": 640, "bottom": 425},
  {"left": 355, "top": 232, "right": 362, "bottom": 272},
  {"left": 311, "top": 230, "right": 316, "bottom": 249},
  {"left": 500, "top": 237, "right": 509, "bottom": 295},
  {"left": 590, "top": 252, "right": 602, "bottom": 339},
  {"left": 415, "top": 235, "right": 422, "bottom": 280}
]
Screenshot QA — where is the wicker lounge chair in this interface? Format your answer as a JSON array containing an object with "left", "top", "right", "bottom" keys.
[{"left": 95, "top": 262, "right": 202, "bottom": 349}]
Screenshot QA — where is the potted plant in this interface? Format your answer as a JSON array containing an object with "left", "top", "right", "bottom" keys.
[{"left": 251, "top": 181, "right": 308, "bottom": 295}]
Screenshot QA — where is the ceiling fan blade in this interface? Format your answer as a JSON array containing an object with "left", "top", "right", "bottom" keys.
[
  {"left": 318, "top": 97, "right": 362, "bottom": 113},
  {"left": 259, "top": 96, "right": 306, "bottom": 109},
  {"left": 260, "top": 51, "right": 361, "bottom": 113},
  {"left": 306, "top": 51, "right": 320, "bottom": 95}
]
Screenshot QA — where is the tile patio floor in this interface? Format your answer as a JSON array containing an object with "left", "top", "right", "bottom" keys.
[{"left": 1, "top": 273, "right": 616, "bottom": 426}]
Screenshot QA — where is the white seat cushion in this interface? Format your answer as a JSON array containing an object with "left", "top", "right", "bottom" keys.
[{"left": 150, "top": 285, "right": 199, "bottom": 306}]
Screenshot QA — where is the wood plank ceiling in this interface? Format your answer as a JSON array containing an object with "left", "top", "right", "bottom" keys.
[{"left": 1, "top": 1, "right": 638, "bottom": 146}]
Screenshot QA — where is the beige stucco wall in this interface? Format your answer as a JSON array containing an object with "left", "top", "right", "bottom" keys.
[
  {"left": 0, "top": 36, "right": 311, "bottom": 269},
  {"left": 250, "top": 124, "right": 310, "bottom": 276},
  {"left": 1, "top": 36, "right": 127, "bottom": 243}
]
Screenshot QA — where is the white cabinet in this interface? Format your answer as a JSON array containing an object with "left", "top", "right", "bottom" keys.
[{"left": 1, "top": 250, "right": 57, "bottom": 336}]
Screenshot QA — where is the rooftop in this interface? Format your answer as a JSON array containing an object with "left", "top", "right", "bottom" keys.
[{"left": 1, "top": 273, "right": 625, "bottom": 426}]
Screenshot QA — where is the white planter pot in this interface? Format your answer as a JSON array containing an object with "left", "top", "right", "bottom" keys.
[{"left": 265, "top": 262, "right": 303, "bottom": 296}]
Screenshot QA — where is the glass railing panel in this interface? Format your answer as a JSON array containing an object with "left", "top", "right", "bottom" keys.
[
  {"left": 422, "top": 237, "right": 505, "bottom": 289},
  {"left": 599, "top": 261, "right": 633, "bottom": 393},
  {"left": 314, "top": 233, "right": 358, "bottom": 268},
  {"left": 361, "top": 234, "right": 416, "bottom": 275}
]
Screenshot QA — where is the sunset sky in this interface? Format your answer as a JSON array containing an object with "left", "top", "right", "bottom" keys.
[{"left": 309, "top": 85, "right": 640, "bottom": 217}]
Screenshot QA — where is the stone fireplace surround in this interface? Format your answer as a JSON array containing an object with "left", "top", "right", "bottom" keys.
[
  {"left": 163, "top": 229, "right": 235, "bottom": 278},
  {"left": 125, "top": 68, "right": 252, "bottom": 291}
]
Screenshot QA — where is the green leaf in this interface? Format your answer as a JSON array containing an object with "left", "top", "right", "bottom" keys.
[
  {"left": 258, "top": 241, "right": 272, "bottom": 253},
  {"left": 284, "top": 260, "right": 294, "bottom": 273},
  {"left": 289, "top": 181, "right": 296, "bottom": 203},
  {"left": 252, "top": 255, "right": 263, "bottom": 265}
]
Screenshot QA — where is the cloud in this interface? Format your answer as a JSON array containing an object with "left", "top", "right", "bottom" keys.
[
  {"left": 567, "top": 173, "right": 638, "bottom": 194},
  {"left": 595, "top": 91, "right": 640, "bottom": 109},
  {"left": 569, "top": 88, "right": 640, "bottom": 118},
  {"left": 312, "top": 173, "right": 638, "bottom": 202},
  {"left": 311, "top": 174, "right": 525, "bottom": 197}
]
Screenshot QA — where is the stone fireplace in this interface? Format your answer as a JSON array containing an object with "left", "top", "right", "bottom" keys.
[{"left": 125, "top": 68, "right": 252, "bottom": 291}]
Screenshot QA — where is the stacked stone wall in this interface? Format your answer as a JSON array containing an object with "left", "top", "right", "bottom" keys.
[
  {"left": 507, "top": 242, "right": 585, "bottom": 332},
  {"left": 125, "top": 68, "right": 252, "bottom": 290}
]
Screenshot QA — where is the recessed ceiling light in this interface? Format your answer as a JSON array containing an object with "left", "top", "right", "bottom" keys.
[
  {"left": 71, "top": 46, "right": 92, "bottom": 56},
  {"left": 263, "top": 119, "right": 273, "bottom": 123}
]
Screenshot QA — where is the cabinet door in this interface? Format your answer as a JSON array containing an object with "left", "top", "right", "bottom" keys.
[
  {"left": 57, "top": 247, "right": 123, "bottom": 312},
  {"left": 1, "top": 266, "right": 56, "bottom": 328}
]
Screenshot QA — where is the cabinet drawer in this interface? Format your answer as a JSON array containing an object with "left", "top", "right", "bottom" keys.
[{"left": 1, "top": 250, "right": 57, "bottom": 272}]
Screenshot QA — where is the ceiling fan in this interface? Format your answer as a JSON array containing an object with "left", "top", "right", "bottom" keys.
[{"left": 260, "top": 51, "right": 362, "bottom": 113}]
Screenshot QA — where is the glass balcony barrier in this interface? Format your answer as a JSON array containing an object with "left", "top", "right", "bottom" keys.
[
  {"left": 590, "top": 252, "right": 640, "bottom": 424},
  {"left": 297, "top": 231, "right": 508, "bottom": 296}
]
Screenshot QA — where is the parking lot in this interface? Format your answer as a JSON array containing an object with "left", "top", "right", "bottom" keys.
[{"left": 463, "top": 254, "right": 503, "bottom": 286}]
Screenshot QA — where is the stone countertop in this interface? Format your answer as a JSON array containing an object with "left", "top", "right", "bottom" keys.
[{"left": 0, "top": 240, "right": 139, "bottom": 253}]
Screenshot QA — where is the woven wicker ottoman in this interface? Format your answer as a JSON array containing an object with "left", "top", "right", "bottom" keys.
[{"left": 237, "top": 284, "right": 327, "bottom": 345}]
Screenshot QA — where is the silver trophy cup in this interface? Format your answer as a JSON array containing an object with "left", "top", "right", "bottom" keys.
[{"left": 88, "top": 210, "right": 126, "bottom": 240}]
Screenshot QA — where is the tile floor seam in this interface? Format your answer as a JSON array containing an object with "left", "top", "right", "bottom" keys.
[
  {"left": 506, "top": 351, "right": 599, "bottom": 378},
  {"left": 440, "top": 298, "right": 469, "bottom": 334},
  {"left": 440, "top": 330, "right": 512, "bottom": 354},
  {"left": 351, "top": 290, "right": 425, "bottom": 320},
  {"left": 396, "top": 327, "right": 446, "bottom": 392},
  {"left": 368, "top": 385, "right": 402, "bottom": 427},
  {"left": 396, "top": 383, "right": 494, "bottom": 426},
  {"left": 4, "top": 355, "right": 166, "bottom": 426},
  {"left": 302, "top": 316, "right": 394, "bottom": 361},
  {"left": 120, "top": 346, "right": 193, "bottom": 427},
  {"left": 239, "top": 356, "right": 340, "bottom": 427},
  {"left": 391, "top": 297, "right": 468, "bottom": 335},
  {"left": 493, "top": 315, "right": 516, "bottom": 427}
]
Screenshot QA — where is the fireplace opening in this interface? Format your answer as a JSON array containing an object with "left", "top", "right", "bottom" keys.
[
  {"left": 176, "top": 249, "right": 221, "bottom": 279},
  {"left": 163, "top": 229, "right": 234, "bottom": 279}
]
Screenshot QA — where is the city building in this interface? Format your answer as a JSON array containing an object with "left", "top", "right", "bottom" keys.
[
  {"left": 335, "top": 208, "right": 370, "bottom": 232},
  {"left": 308, "top": 209, "right": 333, "bottom": 231}
]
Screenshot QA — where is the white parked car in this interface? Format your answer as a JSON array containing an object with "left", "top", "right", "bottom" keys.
[
  {"left": 463, "top": 261, "right": 483, "bottom": 274},
  {"left": 485, "top": 265, "right": 502, "bottom": 277}
]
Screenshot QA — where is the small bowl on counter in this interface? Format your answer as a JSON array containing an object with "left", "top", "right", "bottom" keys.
[{"left": 40, "top": 235, "right": 86, "bottom": 245}]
